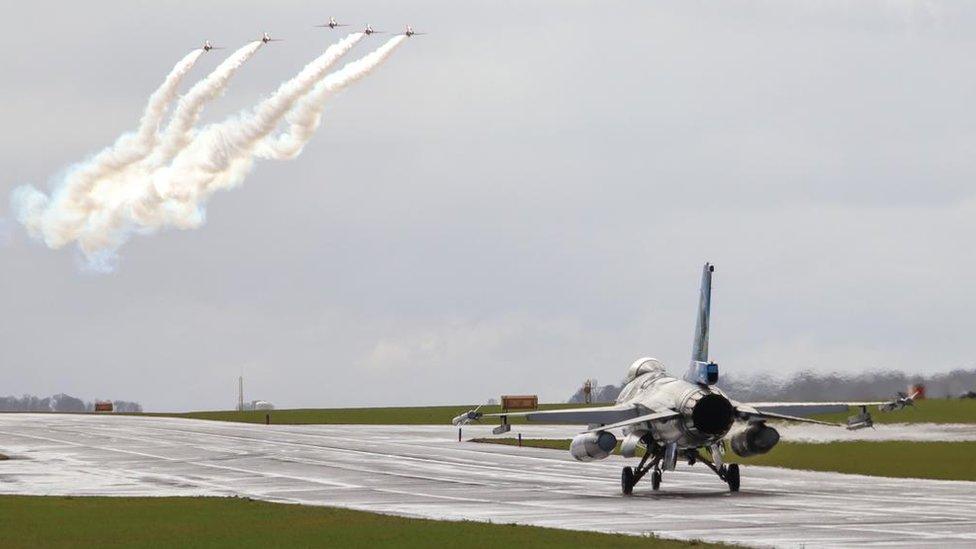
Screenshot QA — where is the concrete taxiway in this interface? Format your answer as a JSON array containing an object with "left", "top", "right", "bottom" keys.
[{"left": 1, "top": 414, "right": 975, "bottom": 548}]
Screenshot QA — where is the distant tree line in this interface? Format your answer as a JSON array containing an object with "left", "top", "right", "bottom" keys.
[
  {"left": 0, "top": 393, "right": 142, "bottom": 413},
  {"left": 568, "top": 368, "right": 976, "bottom": 403}
]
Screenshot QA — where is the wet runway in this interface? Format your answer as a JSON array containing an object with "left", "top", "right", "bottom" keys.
[{"left": 1, "top": 414, "right": 975, "bottom": 548}]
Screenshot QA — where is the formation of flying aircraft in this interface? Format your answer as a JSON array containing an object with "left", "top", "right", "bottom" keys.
[
  {"left": 316, "top": 16, "right": 348, "bottom": 29},
  {"left": 454, "top": 263, "right": 916, "bottom": 495},
  {"left": 209, "top": 20, "right": 421, "bottom": 44}
]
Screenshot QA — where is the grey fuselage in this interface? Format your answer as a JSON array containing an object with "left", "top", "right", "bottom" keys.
[{"left": 615, "top": 359, "right": 735, "bottom": 450}]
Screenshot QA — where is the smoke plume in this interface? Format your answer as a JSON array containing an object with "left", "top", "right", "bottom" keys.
[
  {"left": 91, "top": 32, "right": 368, "bottom": 247},
  {"left": 259, "top": 35, "right": 408, "bottom": 160},
  {"left": 150, "top": 41, "right": 264, "bottom": 166},
  {"left": 10, "top": 33, "right": 405, "bottom": 269},
  {"left": 12, "top": 49, "right": 204, "bottom": 250}
]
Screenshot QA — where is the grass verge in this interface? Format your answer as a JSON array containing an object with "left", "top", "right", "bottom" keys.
[
  {"left": 17, "top": 397, "right": 969, "bottom": 425},
  {"left": 474, "top": 438, "right": 976, "bottom": 481},
  {"left": 0, "top": 496, "right": 727, "bottom": 548},
  {"left": 811, "top": 397, "right": 976, "bottom": 424},
  {"left": 134, "top": 403, "right": 605, "bottom": 425}
]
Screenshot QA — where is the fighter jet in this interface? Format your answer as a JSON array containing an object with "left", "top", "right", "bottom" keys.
[
  {"left": 316, "top": 16, "right": 348, "bottom": 29},
  {"left": 455, "top": 263, "right": 916, "bottom": 495},
  {"left": 202, "top": 40, "right": 225, "bottom": 52},
  {"left": 403, "top": 25, "right": 426, "bottom": 37},
  {"left": 261, "top": 32, "right": 283, "bottom": 43},
  {"left": 364, "top": 24, "right": 384, "bottom": 36}
]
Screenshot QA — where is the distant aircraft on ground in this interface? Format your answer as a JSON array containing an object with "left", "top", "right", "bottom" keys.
[
  {"left": 261, "top": 32, "right": 283, "bottom": 43},
  {"left": 364, "top": 24, "right": 384, "bottom": 36},
  {"left": 316, "top": 16, "right": 348, "bottom": 29},
  {"left": 202, "top": 40, "right": 224, "bottom": 52},
  {"left": 454, "top": 263, "right": 916, "bottom": 495},
  {"left": 403, "top": 25, "right": 426, "bottom": 37}
]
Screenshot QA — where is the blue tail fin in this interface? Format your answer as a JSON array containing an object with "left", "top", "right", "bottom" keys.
[
  {"left": 685, "top": 263, "right": 718, "bottom": 386},
  {"left": 691, "top": 262, "right": 713, "bottom": 362}
]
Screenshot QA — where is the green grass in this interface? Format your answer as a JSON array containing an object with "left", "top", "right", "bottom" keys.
[
  {"left": 135, "top": 403, "right": 605, "bottom": 425},
  {"left": 107, "top": 397, "right": 976, "bottom": 426},
  {"left": 811, "top": 397, "right": 976, "bottom": 424},
  {"left": 475, "top": 438, "right": 976, "bottom": 481},
  {"left": 735, "top": 441, "right": 976, "bottom": 480},
  {"left": 0, "top": 496, "right": 727, "bottom": 549}
]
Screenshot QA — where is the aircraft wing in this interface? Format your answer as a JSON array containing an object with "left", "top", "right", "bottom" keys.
[
  {"left": 482, "top": 403, "right": 641, "bottom": 425},
  {"left": 745, "top": 401, "right": 888, "bottom": 409},
  {"left": 735, "top": 404, "right": 841, "bottom": 426},
  {"left": 741, "top": 401, "right": 889, "bottom": 418},
  {"left": 582, "top": 410, "right": 680, "bottom": 433}
]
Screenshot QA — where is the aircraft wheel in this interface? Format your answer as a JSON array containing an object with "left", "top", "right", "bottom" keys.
[
  {"left": 651, "top": 469, "right": 662, "bottom": 491},
  {"left": 726, "top": 463, "right": 740, "bottom": 492},
  {"left": 621, "top": 466, "right": 635, "bottom": 495}
]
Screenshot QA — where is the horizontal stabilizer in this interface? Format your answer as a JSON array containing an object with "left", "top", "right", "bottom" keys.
[
  {"left": 735, "top": 405, "right": 841, "bottom": 426},
  {"left": 483, "top": 403, "right": 640, "bottom": 425},
  {"left": 582, "top": 409, "right": 680, "bottom": 433}
]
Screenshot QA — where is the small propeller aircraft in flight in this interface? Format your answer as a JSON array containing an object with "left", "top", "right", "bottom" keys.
[
  {"left": 454, "top": 263, "right": 916, "bottom": 495},
  {"left": 316, "top": 16, "right": 348, "bottom": 29},
  {"left": 403, "top": 25, "right": 427, "bottom": 37},
  {"left": 364, "top": 24, "right": 384, "bottom": 36},
  {"left": 201, "top": 40, "right": 225, "bottom": 52},
  {"left": 261, "top": 32, "right": 283, "bottom": 44}
]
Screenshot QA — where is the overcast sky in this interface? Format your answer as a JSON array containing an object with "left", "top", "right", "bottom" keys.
[{"left": 2, "top": 1, "right": 975, "bottom": 411}]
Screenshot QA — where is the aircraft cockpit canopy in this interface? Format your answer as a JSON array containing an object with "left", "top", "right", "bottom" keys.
[{"left": 626, "top": 357, "right": 666, "bottom": 382}]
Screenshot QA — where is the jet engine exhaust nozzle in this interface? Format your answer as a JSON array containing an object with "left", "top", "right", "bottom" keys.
[
  {"left": 731, "top": 423, "right": 780, "bottom": 458},
  {"left": 569, "top": 431, "right": 617, "bottom": 462},
  {"left": 691, "top": 393, "right": 735, "bottom": 437}
]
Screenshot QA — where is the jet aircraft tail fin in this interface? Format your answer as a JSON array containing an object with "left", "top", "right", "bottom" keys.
[
  {"left": 685, "top": 262, "right": 718, "bottom": 385},
  {"left": 691, "top": 262, "right": 713, "bottom": 362}
]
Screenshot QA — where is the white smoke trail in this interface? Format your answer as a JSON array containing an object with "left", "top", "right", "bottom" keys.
[
  {"left": 129, "top": 34, "right": 368, "bottom": 220},
  {"left": 13, "top": 33, "right": 407, "bottom": 269},
  {"left": 77, "top": 33, "right": 369, "bottom": 254},
  {"left": 150, "top": 42, "right": 263, "bottom": 166},
  {"left": 259, "top": 35, "right": 408, "bottom": 160},
  {"left": 12, "top": 49, "right": 204, "bottom": 249}
]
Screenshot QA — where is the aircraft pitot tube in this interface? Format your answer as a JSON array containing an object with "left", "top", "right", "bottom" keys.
[{"left": 569, "top": 431, "right": 617, "bottom": 462}]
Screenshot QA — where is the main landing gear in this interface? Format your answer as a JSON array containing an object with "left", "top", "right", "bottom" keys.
[
  {"left": 698, "top": 451, "right": 740, "bottom": 493},
  {"left": 620, "top": 451, "right": 660, "bottom": 495},
  {"left": 620, "top": 448, "right": 740, "bottom": 495}
]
